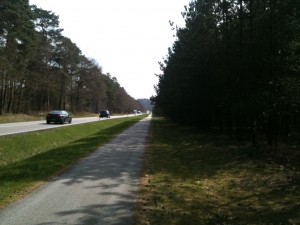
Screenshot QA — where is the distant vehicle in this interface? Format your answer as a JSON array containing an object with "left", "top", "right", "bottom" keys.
[
  {"left": 99, "top": 110, "right": 110, "bottom": 118},
  {"left": 46, "top": 110, "right": 72, "bottom": 124}
]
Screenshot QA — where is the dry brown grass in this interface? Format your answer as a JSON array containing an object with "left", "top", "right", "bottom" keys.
[
  {"left": 0, "top": 114, "right": 38, "bottom": 123},
  {"left": 134, "top": 118, "right": 300, "bottom": 225},
  {"left": 0, "top": 112, "right": 99, "bottom": 124}
]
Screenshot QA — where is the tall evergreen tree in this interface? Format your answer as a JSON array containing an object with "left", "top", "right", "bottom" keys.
[
  {"left": 0, "top": 0, "right": 35, "bottom": 114},
  {"left": 153, "top": 0, "right": 300, "bottom": 152}
]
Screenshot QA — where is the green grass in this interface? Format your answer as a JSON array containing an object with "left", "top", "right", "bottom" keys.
[
  {"left": 0, "top": 115, "right": 147, "bottom": 208},
  {"left": 134, "top": 117, "right": 300, "bottom": 225}
]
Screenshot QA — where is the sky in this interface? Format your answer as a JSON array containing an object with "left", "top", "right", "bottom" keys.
[{"left": 29, "top": 0, "right": 190, "bottom": 99}]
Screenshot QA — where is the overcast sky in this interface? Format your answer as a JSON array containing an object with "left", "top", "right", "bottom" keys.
[{"left": 29, "top": 0, "right": 190, "bottom": 99}]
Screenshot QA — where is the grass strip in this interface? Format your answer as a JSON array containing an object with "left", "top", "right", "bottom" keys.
[
  {"left": 134, "top": 117, "right": 300, "bottom": 225},
  {"left": 0, "top": 115, "right": 147, "bottom": 208},
  {"left": 0, "top": 114, "right": 39, "bottom": 123}
]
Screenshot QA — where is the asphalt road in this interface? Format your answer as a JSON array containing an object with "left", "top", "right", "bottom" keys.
[
  {"left": 0, "top": 115, "right": 134, "bottom": 136},
  {"left": 0, "top": 115, "right": 151, "bottom": 225}
]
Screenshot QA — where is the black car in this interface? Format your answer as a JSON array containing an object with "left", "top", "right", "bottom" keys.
[
  {"left": 99, "top": 110, "right": 110, "bottom": 118},
  {"left": 46, "top": 110, "right": 72, "bottom": 124}
]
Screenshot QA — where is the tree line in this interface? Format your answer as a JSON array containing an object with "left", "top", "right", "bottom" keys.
[
  {"left": 153, "top": 0, "right": 300, "bottom": 152},
  {"left": 0, "top": 0, "right": 144, "bottom": 115}
]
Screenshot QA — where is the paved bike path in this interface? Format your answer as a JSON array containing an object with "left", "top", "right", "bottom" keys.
[{"left": 0, "top": 116, "right": 151, "bottom": 225}]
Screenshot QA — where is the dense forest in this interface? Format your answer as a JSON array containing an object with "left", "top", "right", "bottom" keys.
[
  {"left": 0, "top": 0, "right": 145, "bottom": 115},
  {"left": 153, "top": 0, "right": 300, "bottom": 152}
]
